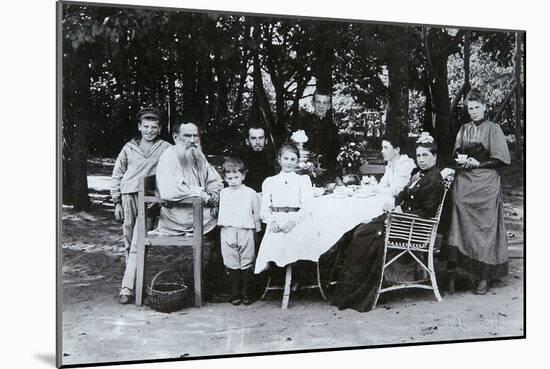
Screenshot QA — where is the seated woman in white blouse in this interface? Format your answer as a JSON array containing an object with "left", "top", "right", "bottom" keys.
[{"left": 367, "top": 135, "right": 416, "bottom": 197}]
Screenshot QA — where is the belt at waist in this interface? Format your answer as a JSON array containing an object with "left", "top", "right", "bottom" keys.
[{"left": 271, "top": 206, "right": 300, "bottom": 213}]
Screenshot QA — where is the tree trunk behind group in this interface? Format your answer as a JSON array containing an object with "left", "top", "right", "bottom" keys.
[
  {"left": 312, "top": 22, "right": 335, "bottom": 92},
  {"left": 384, "top": 27, "right": 410, "bottom": 142},
  {"left": 514, "top": 31, "right": 524, "bottom": 160},
  {"left": 430, "top": 52, "right": 454, "bottom": 160},
  {"left": 422, "top": 71, "right": 435, "bottom": 134},
  {"left": 450, "top": 31, "right": 470, "bottom": 139},
  {"left": 64, "top": 47, "right": 92, "bottom": 210},
  {"left": 423, "top": 28, "right": 464, "bottom": 161},
  {"left": 251, "top": 22, "right": 277, "bottom": 147}
]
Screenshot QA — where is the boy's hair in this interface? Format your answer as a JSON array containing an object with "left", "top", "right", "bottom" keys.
[
  {"left": 222, "top": 158, "right": 248, "bottom": 175},
  {"left": 313, "top": 88, "right": 332, "bottom": 102}
]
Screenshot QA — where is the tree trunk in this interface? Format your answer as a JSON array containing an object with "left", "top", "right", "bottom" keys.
[
  {"left": 69, "top": 115, "right": 91, "bottom": 210},
  {"left": 313, "top": 22, "right": 334, "bottom": 91},
  {"left": 514, "top": 32, "right": 524, "bottom": 160},
  {"left": 385, "top": 28, "right": 409, "bottom": 142},
  {"left": 214, "top": 53, "right": 229, "bottom": 120},
  {"left": 181, "top": 42, "right": 197, "bottom": 120},
  {"left": 430, "top": 52, "right": 454, "bottom": 160},
  {"left": 422, "top": 72, "right": 434, "bottom": 134},
  {"left": 167, "top": 69, "right": 176, "bottom": 136},
  {"left": 423, "top": 28, "right": 463, "bottom": 161},
  {"left": 234, "top": 55, "right": 249, "bottom": 117},
  {"left": 463, "top": 31, "right": 471, "bottom": 99},
  {"left": 64, "top": 48, "right": 92, "bottom": 210},
  {"left": 252, "top": 22, "right": 277, "bottom": 146}
]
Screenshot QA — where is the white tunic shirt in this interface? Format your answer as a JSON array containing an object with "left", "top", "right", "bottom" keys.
[{"left": 218, "top": 185, "right": 261, "bottom": 231}]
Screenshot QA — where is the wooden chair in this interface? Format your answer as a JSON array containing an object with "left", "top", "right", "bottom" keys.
[
  {"left": 371, "top": 183, "right": 451, "bottom": 309},
  {"left": 135, "top": 175, "right": 204, "bottom": 307},
  {"left": 261, "top": 263, "right": 327, "bottom": 309}
]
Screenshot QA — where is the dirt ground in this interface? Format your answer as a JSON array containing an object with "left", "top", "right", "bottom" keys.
[{"left": 60, "top": 158, "right": 524, "bottom": 366}]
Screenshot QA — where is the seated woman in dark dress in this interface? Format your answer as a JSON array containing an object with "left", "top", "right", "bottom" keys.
[{"left": 320, "top": 134, "right": 445, "bottom": 312}]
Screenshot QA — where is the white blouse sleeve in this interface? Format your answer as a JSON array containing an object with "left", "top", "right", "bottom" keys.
[
  {"left": 377, "top": 164, "right": 390, "bottom": 189},
  {"left": 376, "top": 158, "right": 416, "bottom": 197},
  {"left": 294, "top": 175, "right": 313, "bottom": 224},
  {"left": 260, "top": 177, "right": 274, "bottom": 224}
]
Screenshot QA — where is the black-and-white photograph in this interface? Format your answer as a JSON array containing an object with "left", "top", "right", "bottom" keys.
[{"left": 57, "top": 0, "right": 525, "bottom": 367}]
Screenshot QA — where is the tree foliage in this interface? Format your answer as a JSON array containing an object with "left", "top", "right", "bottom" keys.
[{"left": 60, "top": 4, "right": 524, "bottom": 207}]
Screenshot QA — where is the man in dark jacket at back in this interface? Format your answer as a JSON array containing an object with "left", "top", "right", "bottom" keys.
[{"left": 291, "top": 88, "right": 340, "bottom": 183}]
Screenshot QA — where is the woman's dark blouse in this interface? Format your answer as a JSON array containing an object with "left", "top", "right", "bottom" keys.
[{"left": 394, "top": 166, "right": 445, "bottom": 219}]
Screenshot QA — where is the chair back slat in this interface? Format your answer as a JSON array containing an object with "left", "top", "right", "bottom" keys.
[{"left": 390, "top": 223, "right": 434, "bottom": 233}]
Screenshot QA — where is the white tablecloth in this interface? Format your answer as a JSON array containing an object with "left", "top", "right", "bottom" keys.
[
  {"left": 255, "top": 193, "right": 391, "bottom": 272},
  {"left": 307, "top": 193, "right": 390, "bottom": 257}
]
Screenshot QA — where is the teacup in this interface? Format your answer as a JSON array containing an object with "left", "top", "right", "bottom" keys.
[
  {"left": 313, "top": 187, "right": 325, "bottom": 197},
  {"left": 326, "top": 183, "right": 336, "bottom": 192}
]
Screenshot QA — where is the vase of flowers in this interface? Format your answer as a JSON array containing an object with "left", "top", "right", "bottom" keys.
[{"left": 337, "top": 141, "right": 366, "bottom": 174}]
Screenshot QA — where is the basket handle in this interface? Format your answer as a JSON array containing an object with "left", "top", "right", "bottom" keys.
[{"left": 150, "top": 269, "right": 185, "bottom": 289}]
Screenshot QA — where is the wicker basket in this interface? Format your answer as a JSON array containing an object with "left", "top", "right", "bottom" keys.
[{"left": 147, "top": 270, "right": 188, "bottom": 313}]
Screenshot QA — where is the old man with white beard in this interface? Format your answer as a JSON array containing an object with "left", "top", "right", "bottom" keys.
[
  {"left": 119, "top": 122, "right": 223, "bottom": 303},
  {"left": 154, "top": 122, "right": 223, "bottom": 235}
]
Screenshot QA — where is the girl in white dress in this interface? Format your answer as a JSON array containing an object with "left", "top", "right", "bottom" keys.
[{"left": 254, "top": 143, "right": 315, "bottom": 274}]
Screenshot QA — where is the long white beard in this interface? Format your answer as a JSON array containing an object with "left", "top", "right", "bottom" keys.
[{"left": 178, "top": 145, "right": 208, "bottom": 187}]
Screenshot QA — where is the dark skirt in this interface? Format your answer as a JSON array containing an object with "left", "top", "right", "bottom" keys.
[
  {"left": 320, "top": 214, "right": 387, "bottom": 312},
  {"left": 442, "top": 245, "right": 508, "bottom": 280}
]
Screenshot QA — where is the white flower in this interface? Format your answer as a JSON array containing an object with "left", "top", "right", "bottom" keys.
[
  {"left": 416, "top": 131, "right": 434, "bottom": 145},
  {"left": 291, "top": 130, "right": 308, "bottom": 143}
]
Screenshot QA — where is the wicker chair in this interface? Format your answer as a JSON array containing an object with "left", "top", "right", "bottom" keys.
[
  {"left": 371, "top": 177, "right": 453, "bottom": 309},
  {"left": 135, "top": 175, "right": 205, "bottom": 307}
]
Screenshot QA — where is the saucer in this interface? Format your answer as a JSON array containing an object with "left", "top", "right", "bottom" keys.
[{"left": 353, "top": 191, "right": 374, "bottom": 198}]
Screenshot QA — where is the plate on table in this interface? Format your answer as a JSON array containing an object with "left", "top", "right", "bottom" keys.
[
  {"left": 353, "top": 191, "right": 374, "bottom": 198},
  {"left": 330, "top": 192, "right": 348, "bottom": 199}
]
